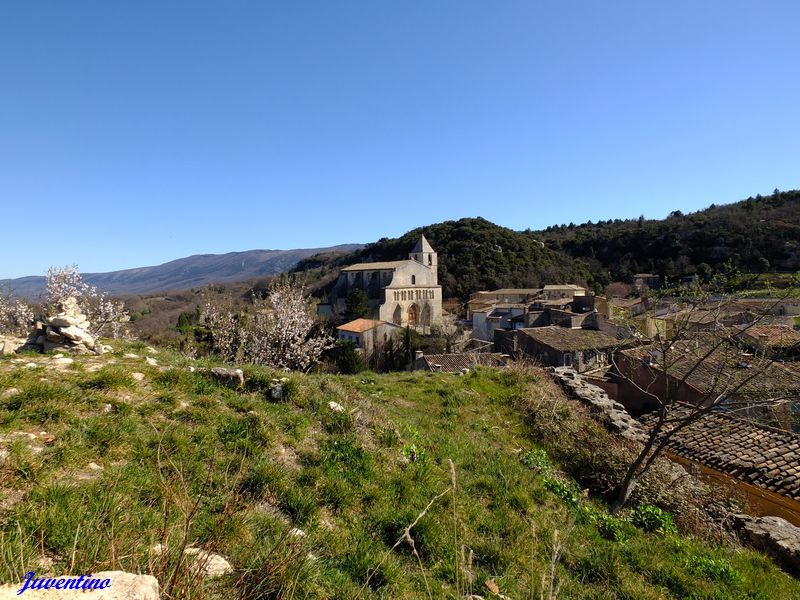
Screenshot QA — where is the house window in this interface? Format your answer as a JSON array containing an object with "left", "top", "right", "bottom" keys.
[
  {"left": 428, "top": 255, "right": 432, "bottom": 265},
  {"left": 563, "top": 353, "right": 572, "bottom": 367},
  {"left": 411, "top": 275, "right": 416, "bottom": 285}
]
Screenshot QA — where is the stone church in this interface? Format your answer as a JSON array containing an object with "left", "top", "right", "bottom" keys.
[{"left": 318, "top": 235, "right": 442, "bottom": 330}]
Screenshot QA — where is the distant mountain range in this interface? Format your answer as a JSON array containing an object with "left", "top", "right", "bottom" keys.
[{"left": 1, "top": 245, "right": 362, "bottom": 298}]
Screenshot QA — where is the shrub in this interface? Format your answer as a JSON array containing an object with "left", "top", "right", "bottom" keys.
[
  {"left": 520, "top": 447, "right": 550, "bottom": 473},
  {"left": 630, "top": 504, "right": 677, "bottom": 535},
  {"left": 687, "top": 555, "right": 742, "bottom": 584}
]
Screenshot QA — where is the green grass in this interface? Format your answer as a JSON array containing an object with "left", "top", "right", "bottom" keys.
[{"left": 0, "top": 341, "right": 797, "bottom": 598}]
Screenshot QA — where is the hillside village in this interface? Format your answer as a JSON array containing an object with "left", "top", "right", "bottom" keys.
[{"left": 0, "top": 214, "right": 800, "bottom": 600}]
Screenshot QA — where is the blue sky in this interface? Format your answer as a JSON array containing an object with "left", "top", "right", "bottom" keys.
[{"left": 1, "top": 1, "right": 799, "bottom": 278}]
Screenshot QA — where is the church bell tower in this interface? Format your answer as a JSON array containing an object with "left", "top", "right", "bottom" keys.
[{"left": 409, "top": 235, "right": 437, "bottom": 284}]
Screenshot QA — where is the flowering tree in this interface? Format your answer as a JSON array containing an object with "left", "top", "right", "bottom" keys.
[
  {"left": 45, "top": 266, "right": 129, "bottom": 338},
  {"left": 202, "top": 279, "right": 334, "bottom": 372},
  {"left": 0, "top": 290, "right": 34, "bottom": 336}
]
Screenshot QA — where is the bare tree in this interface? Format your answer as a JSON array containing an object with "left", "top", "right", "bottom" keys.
[{"left": 608, "top": 281, "right": 799, "bottom": 513}]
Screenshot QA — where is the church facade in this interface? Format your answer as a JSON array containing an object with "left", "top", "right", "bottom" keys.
[{"left": 318, "top": 235, "right": 442, "bottom": 330}]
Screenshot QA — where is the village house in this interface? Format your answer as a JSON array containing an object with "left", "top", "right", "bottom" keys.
[
  {"left": 616, "top": 340, "right": 800, "bottom": 430},
  {"left": 318, "top": 235, "right": 442, "bottom": 331},
  {"left": 733, "top": 324, "right": 800, "bottom": 361},
  {"left": 494, "top": 326, "right": 624, "bottom": 372},
  {"left": 336, "top": 318, "right": 401, "bottom": 359},
  {"left": 541, "top": 284, "right": 586, "bottom": 301},
  {"left": 640, "top": 405, "right": 800, "bottom": 526}
]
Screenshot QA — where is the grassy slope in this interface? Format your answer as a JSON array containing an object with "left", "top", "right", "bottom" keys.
[{"left": 0, "top": 343, "right": 798, "bottom": 599}]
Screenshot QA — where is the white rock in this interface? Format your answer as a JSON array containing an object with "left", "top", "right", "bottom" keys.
[
  {"left": 328, "top": 401, "right": 345, "bottom": 413},
  {"left": 145, "top": 357, "right": 157, "bottom": 366},
  {"left": 58, "top": 325, "right": 89, "bottom": 342},
  {"left": 0, "top": 570, "right": 159, "bottom": 599},
  {"left": 49, "top": 315, "right": 80, "bottom": 328},
  {"left": 183, "top": 547, "right": 233, "bottom": 578},
  {"left": 187, "top": 366, "right": 196, "bottom": 372},
  {"left": 0, "top": 388, "right": 19, "bottom": 399},
  {"left": 124, "top": 353, "right": 139, "bottom": 359},
  {"left": 289, "top": 527, "right": 306, "bottom": 538},
  {"left": 24, "top": 362, "right": 38, "bottom": 368},
  {"left": 146, "top": 346, "right": 157, "bottom": 354},
  {"left": 87, "top": 462, "right": 104, "bottom": 471},
  {"left": 53, "top": 353, "right": 64, "bottom": 359},
  {"left": 51, "top": 357, "right": 74, "bottom": 366},
  {"left": 132, "top": 372, "right": 145, "bottom": 382},
  {"left": 102, "top": 404, "right": 113, "bottom": 414}
]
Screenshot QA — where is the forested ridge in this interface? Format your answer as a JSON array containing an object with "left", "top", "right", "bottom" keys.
[
  {"left": 293, "top": 217, "right": 595, "bottom": 299},
  {"left": 538, "top": 190, "right": 800, "bottom": 284},
  {"left": 295, "top": 190, "right": 800, "bottom": 299}
]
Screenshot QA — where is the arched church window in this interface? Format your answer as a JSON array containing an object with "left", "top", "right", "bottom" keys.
[
  {"left": 411, "top": 275, "right": 416, "bottom": 285},
  {"left": 428, "top": 255, "right": 432, "bottom": 265}
]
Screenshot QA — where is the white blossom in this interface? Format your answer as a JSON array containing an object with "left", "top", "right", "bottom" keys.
[
  {"left": 45, "top": 265, "right": 129, "bottom": 338},
  {"left": 202, "top": 279, "right": 334, "bottom": 372}
]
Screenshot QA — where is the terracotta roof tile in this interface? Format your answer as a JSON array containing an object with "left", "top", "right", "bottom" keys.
[
  {"left": 518, "top": 327, "right": 622, "bottom": 352},
  {"left": 337, "top": 318, "right": 397, "bottom": 333},
  {"left": 641, "top": 405, "right": 800, "bottom": 501},
  {"left": 421, "top": 353, "right": 508, "bottom": 372}
]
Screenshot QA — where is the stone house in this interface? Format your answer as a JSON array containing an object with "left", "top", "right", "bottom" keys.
[
  {"left": 616, "top": 340, "right": 800, "bottom": 430},
  {"left": 318, "top": 236, "right": 442, "bottom": 331},
  {"left": 541, "top": 284, "right": 586, "bottom": 301},
  {"left": 734, "top": 325, "right": 800, "bottom": 361},
  {"left": 494, "top": 326, "right": 623, "bottom": 372},
  {"left": 336, "top": 318, "right": 401, "bottom": 359}
]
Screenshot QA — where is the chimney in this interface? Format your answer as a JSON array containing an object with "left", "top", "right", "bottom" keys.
[{"left": 414, "top": 350, "right": 424, "bottom": 361}]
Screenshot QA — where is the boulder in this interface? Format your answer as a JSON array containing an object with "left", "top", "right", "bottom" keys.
[
  {"left": 49, "top": 315, "right": 80, "bottom": 328},
  {"left": 733, "top": 514, "right": 800, "bottom": 576},
  {"left": 0, "top": 336, "right": 26, "bottom": 356},
  {"left": 209, "top": 367, "right": 245, "bottom": 389},
  {"left": 0, "top": 571, "right": 159, "bottom": 599}
]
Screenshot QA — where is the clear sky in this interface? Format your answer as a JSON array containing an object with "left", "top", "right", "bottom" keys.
[{"left": 1, "top": 1, "right": 799, "bottom": 278}]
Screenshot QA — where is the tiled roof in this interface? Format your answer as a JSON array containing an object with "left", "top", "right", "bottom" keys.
[
  {"left": 621, "top": 340, "right": 800, "bottom": 395},
  {"left": 490, "top": 288, "right": 541, "bottom": 295},
  {"left": 421, "top": 352, "right": 508, "bottom": 372},
  {"left": 518, "top": 327, "right": 621, "bottom": 352},
  {"left": 337, "top": 318, "right": 395, "bottom": 333},
  {"left": 341, "top": 261, "right": 407, "bottom": 271},
  {"left": 543, "top": 284, "right": 584, "bottom": 291},
  {"left": 640, "top": 405, "right": 800, "bottom": 501},
  {"left": 735, "top": 325, "right": 800, "bottom": 353}
]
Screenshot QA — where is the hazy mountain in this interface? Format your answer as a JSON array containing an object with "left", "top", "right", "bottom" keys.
[{"left": 1, "top": 245, "right": 362, "bottom": 298}]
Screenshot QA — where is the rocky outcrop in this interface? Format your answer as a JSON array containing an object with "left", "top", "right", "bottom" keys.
[
  {"left": 0, "top": 336, "right": 27, "bottom": 355},
  {"left": 550, "top": 367, "right": 647, "bottom": 443},
  {"left": 0, "top": 571, "right": 159, "bottom": 599},
  {"left": 22, "top": 298, "right": 104, "bottom": 355},
  {"left": 733, "top": 514, "right": 800, "bottom": 576}
]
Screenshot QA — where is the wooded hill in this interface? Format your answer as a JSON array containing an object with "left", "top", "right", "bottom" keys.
[
  {"left": 537, "top": 189, "right": 800, "bottom": 284},
  {"left": 296, "top": 190, "right": 800, "bottom": 299},
  {"left": 293, "top": 217, "right": 596, "bottom": 300}
]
